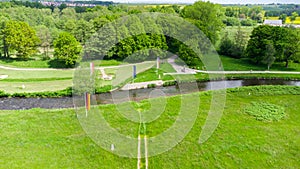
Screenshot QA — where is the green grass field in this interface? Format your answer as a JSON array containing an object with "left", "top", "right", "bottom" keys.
[
  {"left": 0, "top": 58, "right": 124, "bottom": 68},
  {"left": 0, "top": 80, "right": 72, "bottom": 94},
  {"left": 1, "top": 86, "right": 299, "bottom": 168},
  {"left": 0, "top": 67, "right": 74, "bottom": 93},
  {"left": 220, "top": 55, "right": 300, "bottom": 71}
]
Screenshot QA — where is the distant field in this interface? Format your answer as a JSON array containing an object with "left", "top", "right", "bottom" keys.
[{"left": 266, "top": 16, "right": 300, "bottom": 24}]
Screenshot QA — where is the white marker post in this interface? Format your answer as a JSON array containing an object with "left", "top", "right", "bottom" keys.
[
  {"left": 90, "top": 62, "right": 94, "bottom": 76},
  {"left": 137, "top": 135, "right": 141, "bottom": 169}
]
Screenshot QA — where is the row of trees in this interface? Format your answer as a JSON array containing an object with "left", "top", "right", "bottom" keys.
[
  {"left": 219, "top": 26, "right": 248, "bottom": 59},
  {"left": 0, "top": 1, "right": 224, "bottom": 67},
  {"left": 0, "top": 19, "right": 82, "bottom": 67},
  {"left": 224, "top": 6, "right": 264, "bottom": 22},
  {"left": 246, "top": 25, "right": 300, "bottom": 68},
  {"left": 219, "top": 25, "right": 300, "bottom": 69}
]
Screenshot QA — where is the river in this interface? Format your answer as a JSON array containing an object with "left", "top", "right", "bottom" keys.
[{"left": 1, "top": 79, "right": 299, "bottom": 110}]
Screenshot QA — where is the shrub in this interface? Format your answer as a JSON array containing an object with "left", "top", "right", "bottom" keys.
[
  {"left": 147, "top": 84, "right": 156, "bottom": 88},
  {"left": 163, "top": 81, "right": 177, "bottom": 87},
  {"left": 0, "top": 90, "right": 10, "bottom": 97},
  {"left": 241, "top": 19, "right": 257, "bottom": 26},
  {"left": 244, "top": 101, "right": 285, "bottom": 122},
  {"left": 95, "top": 85, "right": 112, "bottom": 94},
  {"left": 223, "top": 17, "right": 241, "bottom": 26}
]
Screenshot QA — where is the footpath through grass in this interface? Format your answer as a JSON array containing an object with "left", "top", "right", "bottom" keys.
[{"left": 1, "top": 86, "right": 299, "bottom": 168}]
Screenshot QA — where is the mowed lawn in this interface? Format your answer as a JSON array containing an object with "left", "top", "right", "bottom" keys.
[
  {"left": 220, "top": 55, "right": 300, "bottom": 71},
  {"left": 0, "top": 80, "right": 72, "bottom": 94},
  {"left": 1, "top": 86, "right": 299, "bottom": 168},
  {"left": 0, "top": 67, "right": 74, "bottom": 93},
  {"left": 0, "top": 58, "right": 124, "bottom": 68}
]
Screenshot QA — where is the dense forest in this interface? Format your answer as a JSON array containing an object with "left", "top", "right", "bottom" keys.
[{"left": 0, "top": 1, "right": 299, "bottom": 68}]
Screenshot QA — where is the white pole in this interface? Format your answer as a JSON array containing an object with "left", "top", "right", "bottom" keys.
[
  {"left": 137, "top": 135, "right": 141, "bottom": 169},
  {"left": 144, "top": 135, "right": 148, "bottom": 169}
]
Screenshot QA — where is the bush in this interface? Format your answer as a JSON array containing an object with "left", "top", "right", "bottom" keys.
[
  {"left": 223, "top": 17, "right": 241, "bottom": 26},
  {"left": 241, "top": 19, "right": 257, "bottom": 26},
  {"left": 95, "top": 85, "right": 112, "bottom": 94},
  {"left": 147, "top": 84, "right": 156, "bottom": 88},
  {"left": 0, "top": 90, "right": 10, "bottom": 97},
  {"left": 10, "top": 87, "right": 73, "bottom": 98},
  {"left": 163, "top": 81, "right": 177, "bottom": 87},
  {"left": 244, "top": 101, "right": 285, "bottom": 122},
  {"left": 227, "top": 85, "right": 300, "bottom": 96}
]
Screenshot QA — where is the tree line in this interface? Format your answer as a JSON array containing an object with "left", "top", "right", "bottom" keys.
[
  {"left": 0, "top": 1, "right": 223, "bottom": 67},
  {"left": 219, "top": 25, "right": 300, "bottom": 69}
]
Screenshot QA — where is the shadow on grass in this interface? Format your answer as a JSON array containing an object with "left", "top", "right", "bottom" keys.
[
  {"left": 47, "top": 59, "right": 72, "bottom": 68},
  {"left": 0, "top": 57, "right": 35, "bottom": 63}
]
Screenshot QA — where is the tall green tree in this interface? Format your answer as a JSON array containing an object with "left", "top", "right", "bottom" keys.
[
  {"left": 231, "top": 26, "right": 248, "bottom": 58},
  {"left": 36, "top": 25, "right": 52, "bottom": 58},
  {"left": 279, "top": 28, "right": 300, "bottom": 67},
  {"left": 182, "top": 1, "right": 224, "bottom": 45},
  {"left": 279, "top": 14, "right": 287, "bottom": 24},
  {"left": 219, "top": 31, "right": 234, "bottom": 56},
  {"left": 290, "top": 12, "right": 299, "bottom": 24},
  {"left": 73, "top": 19, "right": 95, "bottom": 44},
  {"left": 54, "top": 32, "right": 82, "bottom": 67},
  {"left": 246, "top": 25, "right": 300, "bottom": 68},
  {"left": 262, "top": 41, "right": 276, "bottom": 70},
  {"left": 3, "top": 20, "right": 40, "bottom": 58}
]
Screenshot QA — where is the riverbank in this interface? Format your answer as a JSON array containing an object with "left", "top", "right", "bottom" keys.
[{"left": 1, "top": 81, "right": 300, "bottom": 110}]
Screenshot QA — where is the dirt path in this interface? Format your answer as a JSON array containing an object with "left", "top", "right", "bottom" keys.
[
  {"left": 121, "top": 80, "right": 163, "bottom": 90},
  {"left": 167, "top": 55, "right": 197, "bottom": 74}
]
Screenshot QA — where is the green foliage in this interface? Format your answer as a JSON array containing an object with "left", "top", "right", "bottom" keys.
[
  {"left": 244, "top": 102, "right": 285, "bottom": 122},
  {"left": 246, "top": 25, "right": 300, "bottom": 68},
  {"left": 240, "top": 19, "right": 257, "bottom": 26},
  {"left": 290, "top": 12, "right": 299, "bottom": 23},
  {"left": 262, "top": 41, "right": 276, "bottom": 70},
  {"left": 147, "top": 83, "right": 156, "bottom": 88},
  {"left": 219, "top": 27, "right": 248, "bottom": 58},
  {"left": 54, "top": 32, "right": 82, "bottom": 67},
  {"left": 223, "top": 17, "right": 241, "bottom": 26},
  {"left": 0, "top": 87, "right": 73, "bottom": 98},
  {"left": 3, "top": 20, "right": 40, "bottom": 58},
  {"left": 163, "top": 80, "right": 177, "bottom": 87},
  {"left": 219, "top": 32, "right": 234, "bottom": 56},
  {"left": 95, "top": 85, "right": 112, "bottom": 94},
  {"left": 0, "top": 90, "right": 10, "bottom": 97},
  {"left": 279, "top": 14, "right": 287, "bottom": 24},
  {"left": 182, "top": 1, "right": 224, "bottom": 45},
  {"left": 227, "top": 85, "right": 300, "bottom": 96}
]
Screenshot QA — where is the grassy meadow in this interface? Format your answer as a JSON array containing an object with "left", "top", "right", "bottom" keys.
[{"left": 1, "top": 86, "right": 299, "bottom": 168}]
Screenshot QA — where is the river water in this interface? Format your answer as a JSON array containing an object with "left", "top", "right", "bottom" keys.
[{"left": 1, "top": 79, "right": 299, "bottom": 110}]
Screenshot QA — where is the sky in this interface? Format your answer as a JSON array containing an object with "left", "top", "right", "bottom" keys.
[{"left": 113, "top": 0, "right": 300, "bottom": 4}]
